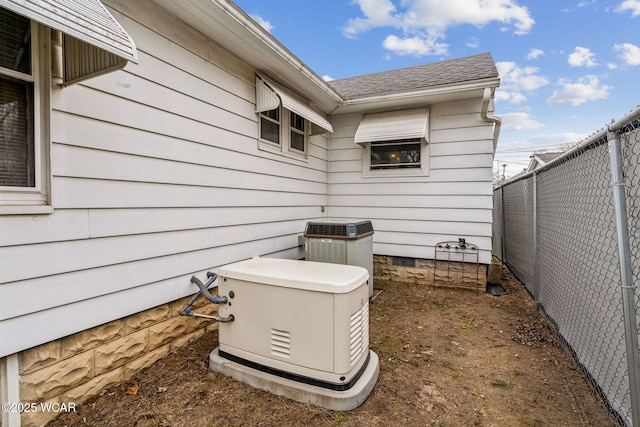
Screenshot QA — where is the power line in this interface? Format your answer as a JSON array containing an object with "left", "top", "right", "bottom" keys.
[{"left": 496, "top": 144, "right": 570, "bottom": 154}]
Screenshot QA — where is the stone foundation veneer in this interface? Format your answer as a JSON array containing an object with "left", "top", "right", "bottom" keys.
[
  {"left": 9, "top": 257, "right": 486, "bottom": 426},
  {"left": 374, "top": 255, "right": 487, "bottom": 290},
  {"left": 15, "top": 294, "right": 218, "bottom": 427}
]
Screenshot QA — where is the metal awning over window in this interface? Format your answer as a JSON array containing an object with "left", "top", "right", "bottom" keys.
[
  {"left": 354, "top": 108, "right": 429, "bottom": 146},
  {"left": 0, "top": 0, "right": 138, "bottom": 85},
  {"left": 256, "top": 74, "right": 333, "bottom": 134}
]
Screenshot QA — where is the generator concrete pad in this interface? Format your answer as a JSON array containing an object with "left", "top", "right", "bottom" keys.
[{"left": 209, "top": 348, "right": 379, "bottom": 411}]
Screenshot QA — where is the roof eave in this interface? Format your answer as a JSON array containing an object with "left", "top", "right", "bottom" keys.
[
  {"left": 333, "top": 77, "right": 500, "bottom": 115},
  {"left": 148, "top": 0, "right": 342, "bottom": 113}
]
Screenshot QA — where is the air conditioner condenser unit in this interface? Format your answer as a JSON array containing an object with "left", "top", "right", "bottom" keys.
[
  {"left": 304, "top": 219, "right": 374, "bottom": 297},
  {"left": 209, "top": 257, "right": 379, "bottom": 410}
]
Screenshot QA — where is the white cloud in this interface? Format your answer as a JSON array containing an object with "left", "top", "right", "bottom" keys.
[
  {"left": 466, "top": 37, "right": 480, "bottom": 49},
  {"left": 546, "top": 75, "right": 610, "bottom": 106},
  {"left": 250, "top": 14, "right": 274, "bottom": 32},
  {"left": 577, "top": 0, "right": 596, "bottom": 7},
  {"left": 495, "top": 61, "right": 548, "bottom": 104},
  {"left": 568, "top": 46, "right": 597, "bottom": 67},
  {"left": 342, "top": 0, "right": 401, "bottom": 38},
  {"left": 500, "top": 112, "right": 545, "bottom": 131},
  {"left": 614, "top": 43, "right": 640, "bottom": 66},
  {"left": 616, "top": 0, "right": 640, "bottom": 16},
  {"left": 322, "top": 75, "right": 334, "bottom": 82},
  {"left": 527, "top": 48, "right": 544, "bottom": 60},
  {"left": 343, "top": 0, "right": 534, "bottom": 56},
  {"left": 382, "top": 34, "right": 448, "bottom": 56}
]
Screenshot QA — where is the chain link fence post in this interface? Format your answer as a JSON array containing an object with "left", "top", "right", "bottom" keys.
[
  {"left": 608, "top": 126, "right": 640, "bottom": 427},
  {"left": 532, "top": 171, "right": 539, "bottom": 305}
]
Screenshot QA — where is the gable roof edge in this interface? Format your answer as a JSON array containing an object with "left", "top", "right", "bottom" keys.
[{"left": 335, "top": 76, "right": 500, "bottom": 114}]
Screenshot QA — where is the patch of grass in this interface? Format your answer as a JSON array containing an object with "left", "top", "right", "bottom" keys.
[
  {"left": 490, "top": 379, "right": 515, "bottom": 391},
  {"left": 334, "top": 412, "right": 347, "bottom": 423},
  {"left": 458, "top": 320, "right": 476, "bottom": 330},
  {"left": 455, "top": 309, "right": 469, "bottom": 318},
  {"left": 432, "top": 297, "right": 449, "bottom": 308},
  {"left": 519, "top": 418, "right": 544, "bottom": 427},
  {"left": 453, "top": 349, "right": 466, "bottom": 357},
  {"left": 513, "top": 370, "right": 524, "bottom": 377}
]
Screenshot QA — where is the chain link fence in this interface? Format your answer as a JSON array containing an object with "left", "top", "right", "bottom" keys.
[{"left": 494, "top": 110, "right": 640, "bottom": 426}]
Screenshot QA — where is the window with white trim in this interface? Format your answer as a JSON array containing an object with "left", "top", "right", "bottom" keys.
[
  {"left": 356, "top": 108, "right": 430, "bottom": 178},
  {"left": 258, "top": 107, "right": 308, "bottom": 158},
  {"left": 370, "top": 138, "right": 422, "bottom": 169},
  {"left": 0, "top": 8, "right": 50, "bottom": 214},
  {"left": 363, "top": 138, "right": 429, "bottom": 177}
]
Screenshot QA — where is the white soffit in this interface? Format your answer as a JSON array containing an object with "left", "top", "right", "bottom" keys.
[
  {"left": 354, "top": 108, "right": 429, "bottom": 145},
  {"left": 256, "top": 75, "right": 333, "bottom": 134},
  {"left": 0, "top": 0, "right": 137, "bottom": 63}
]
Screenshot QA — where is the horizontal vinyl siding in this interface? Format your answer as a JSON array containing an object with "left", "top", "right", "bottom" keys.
[
  {"left": 327, "top": 99, "right": 494, "bottom": 265},
  {"left": 0, "top": 1, "right": 327, "bottom": 357}
]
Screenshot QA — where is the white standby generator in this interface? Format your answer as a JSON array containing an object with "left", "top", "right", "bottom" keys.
[{"left": 209, "top": 257, "right": 379, "bottom": 410}]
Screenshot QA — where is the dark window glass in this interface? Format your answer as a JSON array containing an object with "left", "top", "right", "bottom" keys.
[
  {"left": 370, "top": 139, "right": 421, "bottom": 169},
  {"left": 260, "top": 108, "right": 280, "bottom": 144},
  {"left": 290, "top": 112, "right": 305, "bottom": 152},
  {"left": 290, "top": 131, "right": 305, "bottom": 152},
  {"left": 263, "top": 108, "right": 279, "bottom": 122},
  {"left": 260, "top": 117, "right": 280, "bottom": 144},
  {"left": 0, "top": 7, "right": 35, "bottom": 187},
  {"left": 0, "top": 76, "right": 35, "bottom": 186},
  {"left": 291, "top": 112, "right": 304, "bottom": 132},
  {"left": 0, "top": 8, "right": 31, "bottom": 74}
]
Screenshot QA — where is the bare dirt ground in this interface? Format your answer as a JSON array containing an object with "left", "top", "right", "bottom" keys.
[{"left": 48, "top": 265, "right": 618, "bottom": 427}]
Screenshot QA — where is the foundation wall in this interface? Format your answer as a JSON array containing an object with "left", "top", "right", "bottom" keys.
[
  {"left": 13, "top": 295, "right": 218, "bottom": 427},
  {"left": 374, "top": 255, "right": 488, "bottom": 291}
]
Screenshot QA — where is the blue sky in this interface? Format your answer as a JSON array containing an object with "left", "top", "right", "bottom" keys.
[{"left": 234, "top": 0, "right": 640, "bottom": 177}]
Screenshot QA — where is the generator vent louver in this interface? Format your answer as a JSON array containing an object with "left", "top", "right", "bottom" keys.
[
  {"left": 271, "top": 329, "right": 291, "bottom": 358},
  {"left": 304, "top": 220, "right": 374, "bottom": 240},
  {"left": 349, "top": 304, "right": 369, "bottom": 366}
]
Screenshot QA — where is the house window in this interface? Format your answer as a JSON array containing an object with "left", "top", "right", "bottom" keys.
[
  {"left": 355, "top": 108, "right": 429, "bottom": 178},
  {"left": 260, "top": 108, "right": 280, "bottom": 144},
  {"left": 370, "top": 139, "right": 422, "bottom": 169},
  {"left": 290, "top": 112, "right": 306, "bottom": 153},
  {"left": 258, "top": 106, "right": 308, "bottom": 158},
  {"left": 0, "top": 8, "right": 50, "bottom": 214},
  {"left": 363, "top": 138, "right": 428, "bottom": 177}
]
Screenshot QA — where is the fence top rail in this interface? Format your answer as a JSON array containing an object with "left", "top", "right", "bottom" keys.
[{"left": 495, "top": 105, "right": 640, "bottom": 190}]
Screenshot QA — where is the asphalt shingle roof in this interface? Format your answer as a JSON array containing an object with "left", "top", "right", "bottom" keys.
[
  {"left": 535, "top": 151, "right": 564, "bottom": 163},
  {"left": 328, "top": 52, "right": 498, "bottom": 100}
]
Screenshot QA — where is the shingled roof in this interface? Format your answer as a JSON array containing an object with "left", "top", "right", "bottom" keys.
[{"left": 328, "top": 52, "right": 498, "bottom": 100}]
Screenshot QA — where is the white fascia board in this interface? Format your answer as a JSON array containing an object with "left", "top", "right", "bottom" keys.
[{"left": 150, "top": 0, "right": 341, "bottom": 113}]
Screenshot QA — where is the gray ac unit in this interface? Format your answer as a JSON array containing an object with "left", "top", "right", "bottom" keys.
[{"left": 304, "top": 219, "right": 374, "bottom": 297}]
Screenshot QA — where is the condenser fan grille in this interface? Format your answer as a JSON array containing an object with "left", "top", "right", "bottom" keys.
[{"left": 304, "top": 220, "right": 374, "bottom": 240}]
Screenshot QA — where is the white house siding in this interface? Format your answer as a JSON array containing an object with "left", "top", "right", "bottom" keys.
[
  {"left": 327, "top": 99, "right": 495, "bottom": 265},
  {"left": 0, "top": 0, "right": 328, "bottom": 358}
]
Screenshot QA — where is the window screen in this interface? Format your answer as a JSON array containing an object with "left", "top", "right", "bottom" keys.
[{"left": 0, "top": 8, "right": 35, "bottom": 187}]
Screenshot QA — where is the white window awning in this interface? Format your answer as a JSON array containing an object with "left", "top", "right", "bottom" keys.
[
  {"left": 256, "top": 74, "right": 333, "bottom": 134},
  {"left": 1, "top": 0, "right": 138, "bottom": 84},
  {"left": 354, "top": 108, "right": 429, "bottom": 146}
]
